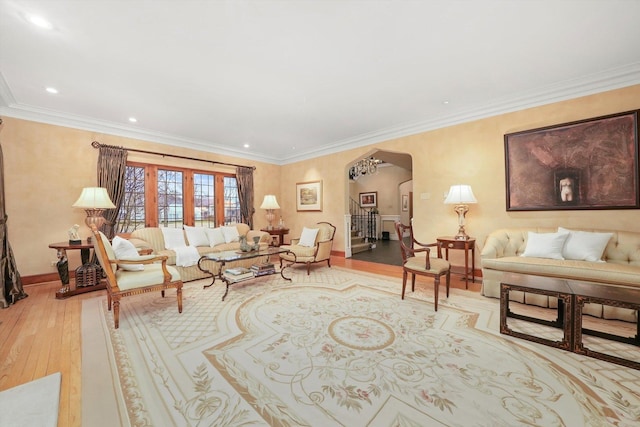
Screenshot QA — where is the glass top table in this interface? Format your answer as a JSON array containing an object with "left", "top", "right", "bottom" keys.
[{"left": 197, "top": 247, "right": 296, "bottom": 300}]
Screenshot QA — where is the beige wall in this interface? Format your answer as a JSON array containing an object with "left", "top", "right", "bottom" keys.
[
  {"left": 0, "top": 118, "right": 279, "bottom": 277},
  {"left": 2, "top": 84, "right": 640, "bottom": 278}
]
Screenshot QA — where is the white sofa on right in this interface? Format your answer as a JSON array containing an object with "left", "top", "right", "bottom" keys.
[{"left": 481, "top": 227, "right": 640, "bottom": 322}]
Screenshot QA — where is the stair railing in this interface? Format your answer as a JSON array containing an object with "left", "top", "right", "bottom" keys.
[{"left": 349, "top": 197, "right": 378, "bottom": 242}]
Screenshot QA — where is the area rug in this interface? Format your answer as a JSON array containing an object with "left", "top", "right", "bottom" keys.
[
  {"left": 81, "top": 267, "right": 640, "bottom": 426},
  {"left": 0, "top": 372, "right": 61, "bottom": 427}
]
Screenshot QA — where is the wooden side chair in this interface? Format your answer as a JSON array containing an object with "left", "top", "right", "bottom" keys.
[
  {"left": 91, "top": 225, "right": 183, "bottom": 329},
  {"left": 395, "top": 222, "right": 451, "bottom": 311},
  {"left": 279, "top": 222, "right": 336, "bottom": 275}
]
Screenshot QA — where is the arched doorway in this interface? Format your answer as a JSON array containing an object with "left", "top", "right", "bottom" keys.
[{"left": 345, "top": 150, "right": 412, "bottom": 266}]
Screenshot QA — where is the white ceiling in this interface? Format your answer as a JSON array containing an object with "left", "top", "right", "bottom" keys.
[{"left": 1, "top": 0, "right": 640, "bottom": 165}]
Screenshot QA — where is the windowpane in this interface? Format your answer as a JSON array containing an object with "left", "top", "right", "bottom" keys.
[
  {"left": 194, "top": 173, "right": 215, "bottom": 227},
  {"left": 117, "top": 165, "right": 146, "bottom": 232},
  {"left": 158, "top": 169, "right": 184, "bottom": 227},
  {"left": 224, "top": 176, "right": 241, "bottom": 224}
]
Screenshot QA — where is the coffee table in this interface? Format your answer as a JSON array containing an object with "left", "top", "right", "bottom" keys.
[{"left": 197, "top": 247, "right": 295, "bottom": 300}]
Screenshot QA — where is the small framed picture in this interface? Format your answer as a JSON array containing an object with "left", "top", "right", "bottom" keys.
[
  {"left": 402, "top": 194, "right": 409, "bottom": 211},
  {"left": 296, "top": 180, "right": 322, "bottom": 211},
  {"left": 359, "top": 191, "right": 377, "bottom": 208}
]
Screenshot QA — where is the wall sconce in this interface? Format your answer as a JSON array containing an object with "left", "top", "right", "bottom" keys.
[
  {"left": 260, "top": 195, "right": 280, "bottom": 230},
  {"left": 73, "top": 187, "right": 115, "bottom": 240},
  {"left": 444, "top": 184, "right": 477, "bottom": 240}
]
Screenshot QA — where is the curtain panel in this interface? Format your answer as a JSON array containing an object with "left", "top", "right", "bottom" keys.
[
  {"left": 236, "top": 167, "right": 255, "bottom": 229},
  {"left": 97, "top": 144, "right": 128, "bottom": 239}
]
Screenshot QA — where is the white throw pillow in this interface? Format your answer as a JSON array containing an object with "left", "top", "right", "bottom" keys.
[
  {"left": 221, "top": 225, "right": 240, "bottom": 243},
  {"left": 160, "top": 226, "right": 186, "bottom": 249},
  {"left": 112, "top": 236, "right": 144, "bottom": 271},
  {"left": 298, "top": 227, "right": 319, "bottom": 247},
  {"left": 558, "top": 227, "right": 612, "bottom": 262},
  {"left": 521, "top": 231, "right": 569, "bottom": 260},
  {"left": 184, "top": 225, "right": 209, "bottom": 247},
  {"left": 205, "top": 227, "right": 226, "bottom": 247}
]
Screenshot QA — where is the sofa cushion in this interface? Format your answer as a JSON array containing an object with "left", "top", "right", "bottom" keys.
[
  {"left": 482, "top": 256, "right": 640, "bottom": 288},
  {"left": 558, "top": 227, "right": 612, "bottom": 262},
  {"left": 299, "top": 227, "right": 319, "bottom": 247},
  {"left": 521, "top": 231, "right": 569, "bottom": 260},
  {"left": 184, "top": 225, "right": 209, "bottom": 247},
  {"left": 205, "top": 227, "right": 226, "bottom": 246},
  {"left": 221, "top": 225, "right": 240, "bottom": 243},
  {"left": 160, "top": 226, "right": 186, "bottom": 249}
]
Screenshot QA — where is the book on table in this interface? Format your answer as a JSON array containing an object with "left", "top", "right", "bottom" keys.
[
  {"left": 223, "top": 267, "right": 254, "bottom": 282},
  {"left": 251, "top": 262, "right": 275, "bottom": 276}
]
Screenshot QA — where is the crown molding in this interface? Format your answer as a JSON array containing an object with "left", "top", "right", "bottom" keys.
[{"left": 1, "top": 63, "right": 639, "bottom": 166}]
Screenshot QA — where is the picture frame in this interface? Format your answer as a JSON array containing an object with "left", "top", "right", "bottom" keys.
[
  {"left": 359, "top": 191, "right": 377, "bottom": 208},
  {"left": 504, "top": 110, "right": 639, "bottom": 211},
  {"left": 296, "top": 180, "right": 323, "bottom": 211},
  {"left": 402, "top": 194, "right": 409, "bottom": 212}
]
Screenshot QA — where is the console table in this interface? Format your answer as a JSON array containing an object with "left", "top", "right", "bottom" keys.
[{"left": 48, "top": 241, "right": 106, "bottom": 299}]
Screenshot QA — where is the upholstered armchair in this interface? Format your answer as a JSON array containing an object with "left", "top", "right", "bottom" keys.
[
  {"left": 279, "top": 222, "right": 336, "bottom": 275},
  {"left": 91, "top": 225, "right": 183, "bottom": 329}
]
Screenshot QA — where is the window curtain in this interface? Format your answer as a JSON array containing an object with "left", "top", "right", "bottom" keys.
[
  {"left": 0, "top": 131, "right": 27, "bottom": 308},
  {"left": 236, "top": 167, "right": 255, "bottom": 228},
  {"left": 96, "top": 143, "right": 128, "bottom": 239}
]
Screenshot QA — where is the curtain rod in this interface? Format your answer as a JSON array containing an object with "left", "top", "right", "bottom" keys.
[{"left": 91, "top": 141, "right": 256, "bottom": 170}]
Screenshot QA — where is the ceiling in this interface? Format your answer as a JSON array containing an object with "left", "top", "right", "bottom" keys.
[{"left": 1, "top": 1, "right": 640, "bottom": 166}]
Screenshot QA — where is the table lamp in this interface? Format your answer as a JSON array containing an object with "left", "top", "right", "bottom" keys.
[
  {"left": 260, "top": 195, "right": 280, "bottom": 230},
  {"left": 73, "top": 187, "right": 115, "bottom": 240},
  {"left": 444, "top": 184, "right": 477, "bottom": 240}
]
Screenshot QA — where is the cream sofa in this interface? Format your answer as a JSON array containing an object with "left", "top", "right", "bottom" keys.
[
  {"left": 128, "top": 224, "right": 271, "bottom": 282},
  {"left": 481, "top": 227, "right": 640, "bottom": 322}
]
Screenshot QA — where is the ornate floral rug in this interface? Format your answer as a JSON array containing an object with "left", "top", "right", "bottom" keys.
[{"left": 81, "top": 266, "right": 640, "bottom": 426}]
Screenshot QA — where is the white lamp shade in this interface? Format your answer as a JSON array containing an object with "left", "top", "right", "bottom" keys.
[
  {"left": 72, "top": 187, "right": 116, "bottom": 209},
  {"left": 260, "top": 195, "right": 280, "bottom": 210},
  {"left": 444, "top": 185, "right": 477, "bottom": 204}
]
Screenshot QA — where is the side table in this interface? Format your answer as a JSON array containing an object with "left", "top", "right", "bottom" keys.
[
  {"left": 48, "top": 240, "right": 106, "bottom": 299},
  {"left": 260, "top": 228, "right": 289, "bottom": 247},
  {"left": 436, "top": 236, "right": 475, "bottom": 289}
]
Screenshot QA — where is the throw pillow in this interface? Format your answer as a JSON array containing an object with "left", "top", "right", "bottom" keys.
[
  {"left": 205, "top": 227, "right": 226, "bottom": 247},
  {"left": 521, "top": 231, "right": 569, "bottom": 260},
  {"left": 298, "top": 227, "right": 319, "bottom": 247},
  {"left": 558, "top": 227, "right": 613, "bottom": 262},
  {"left": 221, "top": 225, "right": 240, "bottom": 243},
  {"left": 184, "top": 225, "right": 209, "bottom": 247},
  {"left": 112, "top": 236, "right": 144, "bottom": 271},
  {"left": 160, "top": 226, "right": 186, "bottom": 249}
]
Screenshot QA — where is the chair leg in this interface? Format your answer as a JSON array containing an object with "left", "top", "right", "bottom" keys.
[
  {"left": 161, "top": 290, "right": 165, "bottom": 298},
  {"left": 401, "top": 270, "right": 408, "bottom": 299},
  {"left": 113, "top": 298, "right": 120, "bottom": 329},
  {"left": 107, "top": 293, "right": 112, "bottom": 311},
  {"left": 411, "top": 274, "right": 416, "bottom": 292},
  {"left": 434, "top": 276, "right": 440, "bottom": 312},
  {"left": 445, "top": 270, "right": 451, "bottom": 298},
  {"left": 177, "top": 286, "right": 183, "bottom": 313},
  {"left": 306, "top": 263, "right": 311, "bottom": 275}
]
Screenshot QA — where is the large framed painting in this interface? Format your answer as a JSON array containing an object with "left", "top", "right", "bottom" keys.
[
  {"left": 504, "top": 110, "right": 639, "bottom": 211},
  {"left": 296, "top": 180, "right": 322, "bottom": 211}
]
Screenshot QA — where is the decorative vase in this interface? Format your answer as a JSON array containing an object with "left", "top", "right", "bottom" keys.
[
  {"left": 253, "top": 236, "right": 260, "bottom": 250},
  {"left": 240, "top": 235, "right": 251, "bottom": 252}
]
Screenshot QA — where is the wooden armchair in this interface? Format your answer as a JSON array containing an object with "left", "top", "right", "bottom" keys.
[
  {"left": 91, "top": 225, "right": 183, "bottom": 329},
  {"left": 395, "top": 222, "right": 450, "bottom": 311},
  {"left": 279, "top": 222, "right": 336, "bottom": 275}
]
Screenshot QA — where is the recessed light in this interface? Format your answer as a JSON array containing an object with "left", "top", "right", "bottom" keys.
[
  {"left": 29, "top": 15, "right": 53, "bottom": 30},
  {"left": 442, "top": 100, "right": 450, "bottom": 105},
  {"left": 243, "top": 143, "right": 250, "bottom": 148},
  {"left": 128, "top": 117, "right": 137, "bottom": 123},
  {"left": 45, "top": 87, "right": 58, "bottom": 94}
]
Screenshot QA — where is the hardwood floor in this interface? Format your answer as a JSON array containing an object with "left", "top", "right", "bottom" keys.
[{"left": 0, "top": 257, "right": 479, "bottom": 427}]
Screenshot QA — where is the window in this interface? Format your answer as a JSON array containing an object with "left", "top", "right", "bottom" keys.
[
  {"left": 116, "top": 163, "right": 238, "bottom": 233},
  {"left": 118, "top": 166, "right": 146, "bottom": 232}
]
